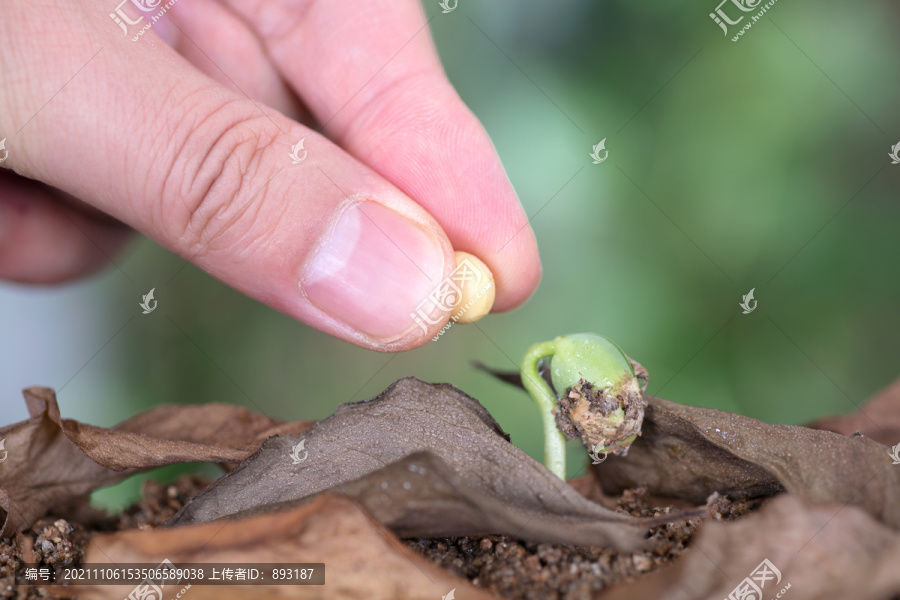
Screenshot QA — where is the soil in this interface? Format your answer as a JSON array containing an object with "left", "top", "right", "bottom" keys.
[
  {"left": 405, "top": 488, "right": 758, "bottom": 600},
  {"left": 0, "top": 477, "right": 759, "bottom": 600},
  {"left": 0, "top": 476, "right": 210, "bottom": 600}
]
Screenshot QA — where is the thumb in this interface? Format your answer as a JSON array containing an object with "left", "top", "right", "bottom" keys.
[{"left": 0, "top": 8, "right": 454, "bottom": 350}]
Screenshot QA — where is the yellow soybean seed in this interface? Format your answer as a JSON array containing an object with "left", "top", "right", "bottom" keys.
[{"left": 452, "top": 251, "right": 495, "bottom": 324}]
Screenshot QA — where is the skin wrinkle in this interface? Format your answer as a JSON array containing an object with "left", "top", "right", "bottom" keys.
[
  {"left": 127, "top": 86, "right": 183, "bottom": 229},
  {"left": 216, "top": 173, "right": 276, "bottom": 262},
  {"left": 0, "top": 0, "right": 540, "bottom": 338},
  {"left": 174, "top": 109, "right": 281, "bottom": 258},
  {"left": 147, "top": 82, "right": 201, "bottom": 233},
  {"left": 161, "top": 90, "right": 245, "bottom": 243},
  {"left": 223, "top": 123, "right": 281, "bottom": 247},
  {"left": 250, "top": 185, "right": 294, "bottom": 258}
]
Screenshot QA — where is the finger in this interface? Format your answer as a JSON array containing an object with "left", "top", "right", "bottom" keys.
[
  {"left": 222, "top": 0, "right": 542, "bottom": 312},
  {"left": 151, "top": 0, "right": 310, "bottom": 121},
  {"left": 0, "top": 172, "right": 132, "bottom": 284},
  {"left": 0, "top": 1, "right": 454, "bottom": 350}
]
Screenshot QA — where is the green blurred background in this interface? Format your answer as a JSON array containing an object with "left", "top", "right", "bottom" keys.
[{"left": 1, "top": 0, "right": 898, "bottom": 510}]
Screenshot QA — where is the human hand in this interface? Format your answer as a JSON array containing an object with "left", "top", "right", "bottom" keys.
[{"left": 0, "top": 0, "right": 540, "bottom": 350}]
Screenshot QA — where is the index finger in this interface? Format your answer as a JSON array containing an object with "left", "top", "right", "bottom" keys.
[{"left": 218, "top": 0, "right": 542, "bottom": 312}]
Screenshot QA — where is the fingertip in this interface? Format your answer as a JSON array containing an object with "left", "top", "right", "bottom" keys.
[
  {"left": 488, "top": 227, "right": 542, "bottom": 313},
  {"left": 328, "top": 78, "right": 543, "bottom": 316}
]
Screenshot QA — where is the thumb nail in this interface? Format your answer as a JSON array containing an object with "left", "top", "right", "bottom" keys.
[{"left": 300, "top": 200, "right": 447, "bottom": 342}]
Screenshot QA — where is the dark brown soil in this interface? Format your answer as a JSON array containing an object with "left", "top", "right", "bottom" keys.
[
  {"left": 405, "top": 488, "right": 758, "bottom": 600},
  {"left": 0, "top": 478, "right": 759, "bottom": 600},
  {"left": 0, "top": 476, "right": 210, "bottom": 600},
  {"left": 1, "top": 518, "right": 89, "bottom": 600}
]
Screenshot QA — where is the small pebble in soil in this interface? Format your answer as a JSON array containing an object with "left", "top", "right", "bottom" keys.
[
  {"left": 0, "top": 475, "right": 210, "bottom": 600},
  {"left": 404, "top": 486, "right": 758, "bottom": 600},
  {"left": 0, "top": 477, "right": 759, "bottom": 600},
  {"left": 0, "top": 517, "right": 89, "bottom": 600}
]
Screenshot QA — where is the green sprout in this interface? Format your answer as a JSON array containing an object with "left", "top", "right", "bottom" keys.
[{"left": 520, "top": 333, "right": 649, "bottom": 479}]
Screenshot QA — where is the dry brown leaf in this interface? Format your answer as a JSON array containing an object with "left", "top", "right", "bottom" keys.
[
  {"left": 0, "top": 386, "right": 312, "bottom": 536},
  {"left": 473, "top": 364, "right": 900, "bottom": 528},
  {"left": 809, "top": 376, "right": 900, "bottom": 446},
  {"left": 200, "top": 451, "right": 675, "bottom": 549},
  {"left": 168, "top": 378, "right": 672, "bottom": 549},
  {"left": 596, "top": 395, "right": 900, "bottom": 527},
  {"left": 596, "top": 494, "right": 900, "bottom": 600},
  {"left": 69, "top": 495, "right": 496, "bottom": 600}
]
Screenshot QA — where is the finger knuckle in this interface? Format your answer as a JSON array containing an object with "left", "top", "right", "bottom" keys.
[{"left": 163, "top": 99, "right": 281, "bottom": 259}]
